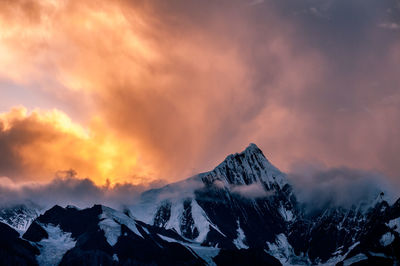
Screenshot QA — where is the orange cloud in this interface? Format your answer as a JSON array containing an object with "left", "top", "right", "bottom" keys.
[
  {"left": 0, "top": 107, "right": 153, "bottom": 185},
  {"left": 1, "top": 0, "right": 316, "bottom": 182}
]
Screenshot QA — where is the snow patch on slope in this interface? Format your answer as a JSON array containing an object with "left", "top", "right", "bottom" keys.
[
  {"left": 233, "top": 220, "right": 248, "bottom": 249},
  {"left": 127, "top": 201, "right": 159, "bottom": 224},
  {"left": 322, "top": 241, "right": 360, "bottom": 266},
  {"left": 191, "top": 199, "right": 210, "bottom": 242},
  {"left": 279, "top": 205, "right": 294, "bottom": 222},
  {"left": 165, "top": 200, "right": 184, "bottom": 235},
  {"left": 266, "top": 233, "right": 310, "bottom": 265},
  {"left": 191, "top": 199, "right": 226, "bottom": 242},
  {"left": 99, "top": 206, "right": 142, "bottom": 246},
  {"left": 36, "top": 224, "right": 76, "bottom": 266},
  {"left": 387, "top": 217, "right": 400, "bottom": 234},
  {"left": 131, "top": 176, "right": 203, "bottom": 225},
  {"left": 369, "top": 251, "right": 389, "bottom": 258},
  {"left": 380, "top": 232, "right": 395, "bottom": 246},
  {"left": 157, "top": 233, "right": 219, "bottom": 265},
  {"left": 266, "top": 234, "right": 293, "bottom": 265},
  {"left": 188, "top": 245, "right": 220, "bottom": 266},
  {"left": 343, "top": 253, "right": 368, "bottom": 266},
  {"left": 155, "top": 198, "right": 225, "bottom": 243}
]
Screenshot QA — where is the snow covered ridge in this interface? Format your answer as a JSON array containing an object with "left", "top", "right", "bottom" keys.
[
  {"left": 200, "top": 143, "right": 288, "bottom": 189},
  {"left": 98, "top": 205, "right": 143, "bottom": 246},
  {"left": 1, "top": 143, "right": 400, "bottom": 265},
  {"left": 0, "top": 203, "right": 41, "bottom": 234}
]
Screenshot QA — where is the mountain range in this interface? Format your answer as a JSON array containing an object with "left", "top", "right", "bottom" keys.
[{"left": 1, "top": 144, "right": 399, "bottom": 265}]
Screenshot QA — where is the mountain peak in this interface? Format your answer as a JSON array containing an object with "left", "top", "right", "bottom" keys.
[
  {"left": 201, "top": 143, "right": 287, "bottom": 189},
  {"left": 244, "top": 142, "right": 261, "bottom": 152},
  {"left": 226, "top": 143, "right": 264, "bottom": 161}
]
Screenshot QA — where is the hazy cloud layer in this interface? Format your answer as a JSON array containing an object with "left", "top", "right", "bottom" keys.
[
  {"left": 231, "top": 182, "right": 273, "bottom": 198},
  {"left": 1, "top": 165, "right": 396, "bottom": 212},
  {"left": 288, "top": 162, "right": 398, "bottom": 212},
  {"left": 0, "top": 0, "right": 399, "bottom": 187},
  {"left": 0, "top": 171, "right": 166, "bottom": 210}
]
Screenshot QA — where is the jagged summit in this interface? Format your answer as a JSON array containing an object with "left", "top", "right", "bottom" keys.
[
  {"left": 243, "top": 143, "right": 262, "bottom": 153},
  {"left": 226, "top": 143, "right": 263, "bottom": 159},
  {"left": 200, "top": 143, "right": 287, "bottom": 189}
]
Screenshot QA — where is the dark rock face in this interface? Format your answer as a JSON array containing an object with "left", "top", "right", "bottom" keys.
[
  {"left": 286, "top": 197, "right": 400, "bottom": 265},
  {"left": 23, "top": 221, "right": 49, "bottom": 242},
  {"left": 194, "top": 187, "right": 289, "bottom": 247},
  {"left": 180, "top": 199, "right": 200, "bottom": 240},
  {"left": 153, "top": 201, "right": 171, "bottom": 228},
  {"left": 35, "top": 204, "right": 103, "bottom": 238},
  {"left": 60, "top": 229, "right": 114, "bottom": 266},
  {"left": 213, "top": 248, "right": 281, "bottom": 266},
  {"left": 0, "top": 222, "right": 39, "bottom": 266}
]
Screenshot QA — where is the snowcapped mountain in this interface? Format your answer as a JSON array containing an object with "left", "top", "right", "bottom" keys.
[
  {"left": 130, "top": 144, "right": 298, "bottom": 250},
  {"left": 1, "top": 143, "right": 399, "bottom": 265},
  {"left": 0, "top": 202, "right": 42, "bottom": 234}
]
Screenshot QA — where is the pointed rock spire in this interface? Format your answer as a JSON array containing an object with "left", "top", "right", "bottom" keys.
[{"left": 200, "top": 143, "right": 288, "bottom": 189}]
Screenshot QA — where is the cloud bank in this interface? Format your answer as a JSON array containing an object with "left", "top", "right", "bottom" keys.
[
  {"left": 288, "top": 162, "right": 398, "bottom": 212},
  {"left": 0, "top": 171, "right": 166, "bottom": 210}
]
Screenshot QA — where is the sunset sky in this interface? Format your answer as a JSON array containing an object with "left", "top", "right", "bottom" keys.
[{"left": 1, "top": 0, "right": 400, "bottom": 188}]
